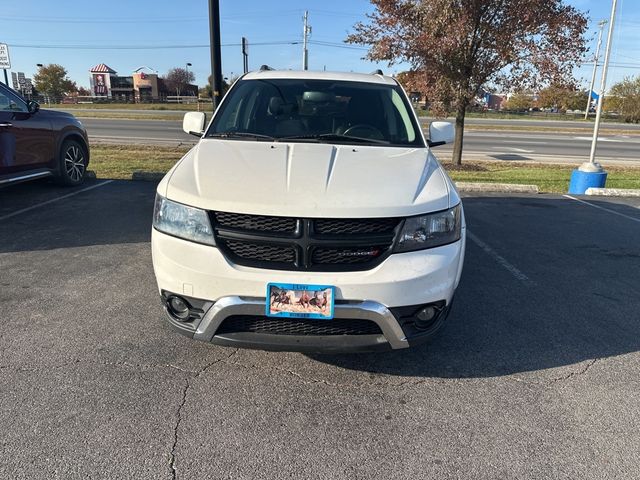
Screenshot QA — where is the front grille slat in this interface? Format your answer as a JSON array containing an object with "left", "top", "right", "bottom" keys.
[
  {"left": 315, "top": 218, "right": 399, "bottom": 235},
  {"left": 214, "top": 211, "right": 297, "bottom": 233},
  {"left": 216, "top": 315, "right": 383, "bottom": 336},
  {"left": 224, "top": 240, "right": 296, "bottom": 263},
  {"left": 212, "top": 211, "right": 401, "bottom": 271}
]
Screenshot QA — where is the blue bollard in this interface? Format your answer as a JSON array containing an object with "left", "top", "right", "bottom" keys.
[{"left": 568, "top": 169, "right": 608, "bottom": 194}]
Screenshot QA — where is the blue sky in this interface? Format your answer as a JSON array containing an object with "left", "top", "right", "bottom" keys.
[{"left": 1, "top": 0, "right": 639, "bottom": 91}]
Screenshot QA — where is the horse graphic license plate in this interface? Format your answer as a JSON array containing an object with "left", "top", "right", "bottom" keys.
[{"left": 266, "top": 283, "right": 335, "bottom": 320}]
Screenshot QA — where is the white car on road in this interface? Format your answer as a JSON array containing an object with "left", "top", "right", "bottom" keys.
[{"left": 152, "top": 68, "right": 465, "bottom": 352}]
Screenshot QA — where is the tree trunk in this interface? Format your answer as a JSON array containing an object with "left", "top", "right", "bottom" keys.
[{"left": 452, "top": 102, "right": 467, "bottom": 166}]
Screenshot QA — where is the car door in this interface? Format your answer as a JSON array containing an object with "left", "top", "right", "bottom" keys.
[{"left": 0, "top": 85, "right": 54, "bottom": 174}]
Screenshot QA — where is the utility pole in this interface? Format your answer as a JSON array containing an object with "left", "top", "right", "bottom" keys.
[
  {"left": 585, "top": 20, "right": 607, "bottom": 120},
  {"left": 302, "top": 11, "right": 311, "bottom": 70},
  {"left": 587, "top": 0, "right": 617, "bottom": 168},
  {"left": 569, "top": 0, "right": 617, "bottom": 194},
  {"left": 242, "top": 37, "right": 249, "bottom": 74},
  {"left": 208, "top": 0, "right": 223, "bottom": 110}
]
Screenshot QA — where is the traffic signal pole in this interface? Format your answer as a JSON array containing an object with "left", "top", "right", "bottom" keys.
[{"left": 208, "top": 0, "right": 223, "bottom": 110}]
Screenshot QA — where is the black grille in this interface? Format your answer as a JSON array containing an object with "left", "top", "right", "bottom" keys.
[
  {"left": 216, "top": 315, "right": 383, "bottom": 336},
  {"left": 212, "top": 211, "right": 401, "bottom": 271},
  {"left": 312, "top": 246, "right": 385, "bottom": 265},
  {"left": 224, "top": 240, "right": 296, "bottom": 263},
  {"left": 315, "top": 218, "right": 399, "bottom": 235},
  {"left": 214, "top": 211, "right": 297, "bottom": 233}
]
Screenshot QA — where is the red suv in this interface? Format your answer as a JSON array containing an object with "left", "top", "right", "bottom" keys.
[{"left": 0, "top": 82, "right": 90, "bottom": 187}]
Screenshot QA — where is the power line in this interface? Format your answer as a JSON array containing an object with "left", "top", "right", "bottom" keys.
[
  {"left": 309, "top": 41, "right": 368, "bottom": 51},
  {"left": 7, "top": 41, "right": 301, "bottom": 50},
  {"left": 0, "top": 10, "right": 304, "bottom": 23}
]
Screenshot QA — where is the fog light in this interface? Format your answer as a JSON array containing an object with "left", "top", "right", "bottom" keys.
[
  {"left": 167, "top": 296, "right": 190, "bottom": 321},
  {"left": 416, "top": 306, "right": 436, "bottom": 322}
]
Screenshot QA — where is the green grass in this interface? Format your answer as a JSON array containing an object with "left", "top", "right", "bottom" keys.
[
  {"left": 49, "top": 102, "right": 205, "bottom": 111},
  {"left": 73, "top": 112, "right": 186, "bottom": 121},
  {"left": 89, "top": 144, "right": 190, "bottom": 179},
  {"left": 88, "top": 144, "right": 640, "bottom": 193},
  {"left": 444, "top": 161, "right": 640, "bottom": 193}
]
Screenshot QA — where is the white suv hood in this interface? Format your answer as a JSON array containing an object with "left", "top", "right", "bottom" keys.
[{"left": 165, "top": 139, "right": 452, "bottom": 218}]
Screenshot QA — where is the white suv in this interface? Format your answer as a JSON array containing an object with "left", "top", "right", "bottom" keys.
[{"left": 152, "top": 69, "right": 465, "bottom": 352}]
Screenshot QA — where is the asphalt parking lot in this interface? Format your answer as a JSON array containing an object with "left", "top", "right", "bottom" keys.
[{"left": 1, "top": 179, "right": 639, "bottom": 479}]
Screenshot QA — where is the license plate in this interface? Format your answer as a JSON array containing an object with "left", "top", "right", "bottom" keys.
[{"left": 266, "top": 283, "right": 335, "bottom": 320}]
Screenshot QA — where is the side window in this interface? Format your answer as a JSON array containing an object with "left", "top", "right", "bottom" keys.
[
  {"left": 390, "top": 89, "right": 416, "bottom": 142},
  {"left": 0, "top": 89, "right": 27, "bottom": 113}
]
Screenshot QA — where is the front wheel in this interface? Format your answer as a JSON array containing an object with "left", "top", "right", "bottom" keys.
[{"left": 56, "top": 139, "right": 88, "bottom": 186}]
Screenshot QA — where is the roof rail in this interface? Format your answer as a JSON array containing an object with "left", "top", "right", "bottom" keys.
[
  {"left": 372, "top": 69, "right": 384, "bottom": 75},
  {"left": 259, "top": 65, "right": 274, "bottom": 71}
]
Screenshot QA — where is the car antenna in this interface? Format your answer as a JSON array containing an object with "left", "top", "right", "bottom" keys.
[{"left": 259, "top": 65, "right": 274, "bottom": 71}]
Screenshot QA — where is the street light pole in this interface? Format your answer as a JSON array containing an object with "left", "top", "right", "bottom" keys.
[
  {"left": 185, "top": 62, "right": 192, "bottom": 97},
  {"left": 584, "top": 20, "right": 607, "bottom": 120},
  {"left": 208, "top": 0, "right": 223, "bottom": 110}
]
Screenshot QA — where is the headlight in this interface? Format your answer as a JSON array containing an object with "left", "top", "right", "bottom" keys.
[
  {"left": 153, "top": 195, "right": 215, "bottom": 246},
  {"left": 395, "top": 204, "right": 462, "bottom": 252}
]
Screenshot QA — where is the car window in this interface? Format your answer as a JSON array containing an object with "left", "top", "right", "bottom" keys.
[
  {"left": 0, "top": 88, "right": 27, "bottom": 113},
  {"left": 207, "top": 78, "right": 424, "bottom": 147}
]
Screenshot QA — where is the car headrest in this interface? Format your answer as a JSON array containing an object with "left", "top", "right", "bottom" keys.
[{"left": 268, "top": 97, "right": 296, "bottom": 116}]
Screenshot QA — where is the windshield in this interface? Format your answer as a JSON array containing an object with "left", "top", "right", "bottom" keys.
[{"left": 206, "top": 78, "right": 423, "bottom": 147}]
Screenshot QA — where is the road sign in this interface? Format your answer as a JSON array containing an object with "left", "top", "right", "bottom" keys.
[{"left": 0, "top": 44, "right": 11, "bottom": 69}]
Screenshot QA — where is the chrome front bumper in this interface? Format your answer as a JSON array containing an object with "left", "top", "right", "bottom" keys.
[{"left": 164, "top": 295, "right": 412, "bottom": 351}]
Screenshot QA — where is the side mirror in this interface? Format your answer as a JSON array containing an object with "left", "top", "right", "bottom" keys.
[
  {"left": 428, "top": 121, "right": 454, "bottom": 147},
  {"left": 27, "top": 100, "right": 40, "bottom": 114},
  {"left": 183, "top": 112, "right": 206, "bottom": 137}
]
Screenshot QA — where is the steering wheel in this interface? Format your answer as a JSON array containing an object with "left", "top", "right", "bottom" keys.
[{"left": 343, "top": 124, "right": 385, "bottom": 140}]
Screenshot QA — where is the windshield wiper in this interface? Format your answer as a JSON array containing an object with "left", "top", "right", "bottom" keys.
[
  {"left": 208, "top": 132, "right": 276, "bottom": 141},
  {"left": 278, "top": 133, "right": 390, "bottom": 145}
]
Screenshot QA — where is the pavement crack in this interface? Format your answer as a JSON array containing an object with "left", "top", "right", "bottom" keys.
[
  {"left": 168, "top": 378, "right": 189, "bottom": 480},
  {"left": 0, "top": 359, "right": 82, "bottom": 372},
  {"left": 166, "top": 348, "right": 238, "bottom": 480},
  {"left": 551, "top": 358, "right": 599, "bottom": 384},
  {"left": 511, "top": 358, "right": 601, "bottom": 386},
  {"left": 222, "top": 359, "right": 451, "bottom": 389},
  {"left": 197, "top": 348, "right": 239, "bottom": 378}
]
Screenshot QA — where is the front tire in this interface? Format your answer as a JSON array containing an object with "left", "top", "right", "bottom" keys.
[{"left": 56, "top": 139, "right": 88, "bottom": 186}]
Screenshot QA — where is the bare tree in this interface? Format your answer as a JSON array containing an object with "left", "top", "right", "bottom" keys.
[{"left": 164, "top": 67, "right": 195, "bottom": 97}]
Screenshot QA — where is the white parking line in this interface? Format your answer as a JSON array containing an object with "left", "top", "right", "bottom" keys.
[
  {"left": 0, "top": 180, "right": 114, "bottom": 222},
  {"left": 467, "top": 231, "right": 532, "bottom": 283},
  {"left": 563, "top": 195, "right": 640, "bottom": 224}
]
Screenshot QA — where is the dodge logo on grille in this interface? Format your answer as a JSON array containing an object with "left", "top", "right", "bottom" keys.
[{"left": 338, "top": 248, "right": 381, "bottom": 257}]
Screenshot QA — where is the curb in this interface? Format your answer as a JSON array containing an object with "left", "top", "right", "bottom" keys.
[
  {"left": 455, "top": 182, "right": 540, "bottom": 194},
  {"left": 585, "top": 187, "right": 640, "bottom": 197},
  {"left": 131, "top": 171, "right": 166, "bottom": 182}
]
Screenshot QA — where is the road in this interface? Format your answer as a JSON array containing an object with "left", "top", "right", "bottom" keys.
[
  {"left": 1, "top": 180, "right": 640, "bottom": 479},
  {"left": 83, "top": 117, "right": 640, "bottom": 163},
  {"left": 59, "top": 107, "right": 640, "bottom": 131}
]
